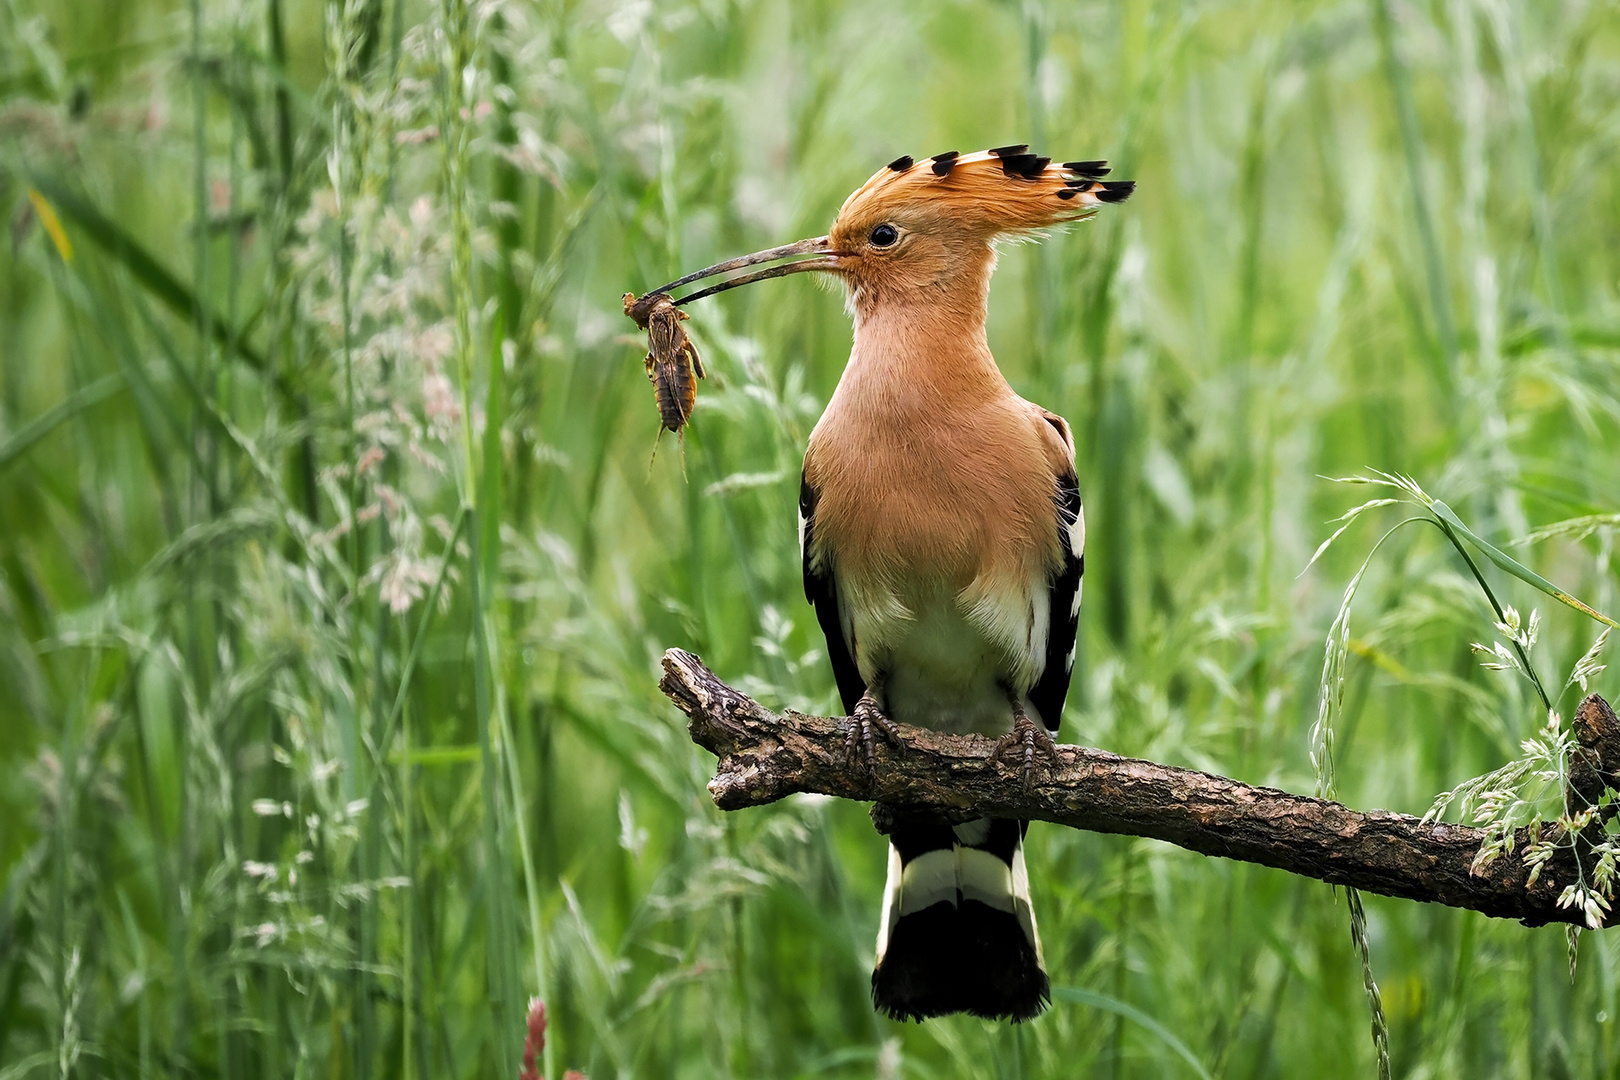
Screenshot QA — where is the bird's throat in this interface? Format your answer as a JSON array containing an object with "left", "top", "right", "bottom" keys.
[{"left": 844, "top": 284, "right": 1009, "bottom": 415}]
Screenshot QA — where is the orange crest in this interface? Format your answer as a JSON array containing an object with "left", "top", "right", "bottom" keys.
[{"left": 829, "top": 146, "right": 1133, "bottom": 248}]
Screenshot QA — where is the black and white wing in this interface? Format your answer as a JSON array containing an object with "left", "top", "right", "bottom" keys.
[
  {"left": 1027, "top": 470, "right": 1084, "bottom": 733},
  {"left": 801, "top": 470, "right": 866, "bottom": 716}
]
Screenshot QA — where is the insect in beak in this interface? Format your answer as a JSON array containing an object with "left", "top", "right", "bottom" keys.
[{"left": 622, "top": 292, "right": 705, "bottom": 437}]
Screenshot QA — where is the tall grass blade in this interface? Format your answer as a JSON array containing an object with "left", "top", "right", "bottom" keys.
[
  {"left": 19, "top": 176, "right": 271, "bottom": 375},
  {"left": 1370, "top": 0, "right": 1458, "bottom": 404},
  {"left": 0, "top": 373, "right": 124, "bottom": 472},
  {"left": 1429, "top": 500, "right": 1620, "bottom": 631},
  {"left": 1050, "top": 986, "right": 1214, "bottom": 1080}
]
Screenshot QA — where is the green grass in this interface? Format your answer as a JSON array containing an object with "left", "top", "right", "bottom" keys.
[{"left": 3, "top": 0, "right": 1620, "bottom": 1076}]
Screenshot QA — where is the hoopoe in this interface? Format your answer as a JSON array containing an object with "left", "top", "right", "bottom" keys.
[{"left": 636, "top": 146, "right": 1133, "bottom": 1021}]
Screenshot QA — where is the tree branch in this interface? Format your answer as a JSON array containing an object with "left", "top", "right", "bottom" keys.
[{"left": 660, "top": 648, "right": 1620, "bottom": 929}]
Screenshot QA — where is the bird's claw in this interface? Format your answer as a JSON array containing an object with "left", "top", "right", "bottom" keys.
[
  {"left": 844, "top": 691, "right": 902, "bottom": 768},
  {"left": 994, "top": 709, "right": 1058, "bottom": 789}
]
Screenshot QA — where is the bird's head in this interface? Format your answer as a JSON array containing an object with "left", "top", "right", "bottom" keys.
[
  {"left": 826, "top": 147, "right": 1132, "bottom": 311},
  {"left": 626, "top": 146, "right": 1133, "bottom": 324}
]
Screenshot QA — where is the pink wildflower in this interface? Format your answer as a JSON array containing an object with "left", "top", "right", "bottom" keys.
[{"left": 519, "top": 998, "right": 545, "bottom": 1080}]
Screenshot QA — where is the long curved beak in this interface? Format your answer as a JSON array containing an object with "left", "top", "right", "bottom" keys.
[{"left": 625, "top": 235, "right": 841, "bottom": 326}]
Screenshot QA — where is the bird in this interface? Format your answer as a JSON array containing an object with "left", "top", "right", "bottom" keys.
[{"left": 631, "top": 146, "right": 1133, "bottom": 1022}]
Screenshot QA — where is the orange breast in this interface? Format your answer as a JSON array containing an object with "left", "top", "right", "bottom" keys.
[{"left": 805, "top": 384, "right": 1061, "bottom": 597}]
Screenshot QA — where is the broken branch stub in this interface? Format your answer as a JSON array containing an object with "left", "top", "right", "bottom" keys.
[{"left": 659, "top": 647, "right": 1620, "bottom": 929}]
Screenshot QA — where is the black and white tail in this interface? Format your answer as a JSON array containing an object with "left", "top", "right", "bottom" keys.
[{"left": 872, "top": 818, "right": 1048, "bottom": 1022}]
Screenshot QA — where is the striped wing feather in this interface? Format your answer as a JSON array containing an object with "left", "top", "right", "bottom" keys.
[
  {"left": 1028, "top": 471, "right": 1083, "bottom": 733},
  {"left": 800, "top": 471, "right": 865, "bottom": 715}
]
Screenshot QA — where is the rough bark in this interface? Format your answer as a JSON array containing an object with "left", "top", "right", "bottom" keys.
[{"left": 660, "top": 648, "right": 1620, "bottom": 929}]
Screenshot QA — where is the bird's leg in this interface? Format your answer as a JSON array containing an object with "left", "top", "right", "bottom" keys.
[
  {"left": 843, "top": 684, "right": 902, "bottom": 768},
  {"left": 994, "top": 695, "right": 1059, "bottom": 788}
]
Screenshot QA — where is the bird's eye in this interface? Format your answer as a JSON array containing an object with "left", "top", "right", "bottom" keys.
[{"left": 868, "top": 223, "right": 900, "bottom": 248}]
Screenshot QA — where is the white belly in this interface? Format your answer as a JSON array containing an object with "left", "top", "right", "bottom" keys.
[{"left": 857, "top": 589, "right": 1017, "bottom": 736}]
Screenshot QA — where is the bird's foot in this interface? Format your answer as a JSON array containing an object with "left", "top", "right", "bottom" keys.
[
  {"left": 843, "top": 690, "right": 902, "bottom": 768},
  {"left": 993, "top": 706, "right": 1059, "bottom": 789}
]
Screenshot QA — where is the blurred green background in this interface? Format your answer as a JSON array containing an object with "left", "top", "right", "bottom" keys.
[{"left": 3, "top": 0, "right": 1620, "bottom": 1076}]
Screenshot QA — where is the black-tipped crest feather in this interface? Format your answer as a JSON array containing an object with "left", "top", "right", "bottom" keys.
[
  {"left": 1062, "top": 160, "right": 1110, "bottom": 177},
  {"left": 1096, "top": 180, "right": 1136, "bottom": 203},
  {"left": 998, "top": 153, "right": 1050, "bottom": 178}
]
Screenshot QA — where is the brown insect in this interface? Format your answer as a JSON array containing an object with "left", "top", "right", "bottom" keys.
[{"left": 624, "top": 291, "right": 705, "bottom": 437}]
